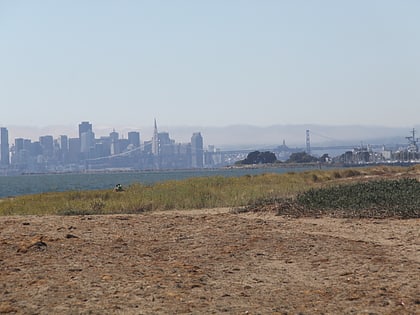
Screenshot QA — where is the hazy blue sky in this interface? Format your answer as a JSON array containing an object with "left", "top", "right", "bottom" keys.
[{"left": 1, "top": 1, "right": 419, "bottom": 129}]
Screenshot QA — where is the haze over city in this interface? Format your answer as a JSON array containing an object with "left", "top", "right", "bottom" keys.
[{"left": 1, "top": 1, "right": 419, "bottom": 145}]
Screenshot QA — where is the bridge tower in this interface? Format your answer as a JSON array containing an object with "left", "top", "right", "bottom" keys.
[
  {"left": 406, "top": 128, "right": 419, "bottom": 152},
  {"left": 306, "top": 129, "right": 311, "bottom": 154}
]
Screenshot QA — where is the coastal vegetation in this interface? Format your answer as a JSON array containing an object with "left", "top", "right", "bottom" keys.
[
  {"left": 240, "top": 177, "right": 419, "bottom": 219},
  {"left": 286, "top": 151, "right": 320, "bottom": 163},
  {"left": 297, "top": 178, "right": 420, "bottom": 216},
  {"left": 234, "top": 150, "right": 326, "bottom": 165},
  {"left": 0, "top": 165, "right": 419, "bottom": 217},
  {"left": 235, "top": 150, "right": 278, "bottom": 165}
]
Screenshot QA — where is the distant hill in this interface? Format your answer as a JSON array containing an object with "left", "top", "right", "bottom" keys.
[{"left": 169, "top": 124, "right": 418, "bottom": 150}]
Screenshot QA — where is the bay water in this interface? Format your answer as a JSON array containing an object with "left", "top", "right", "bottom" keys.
[{"left": 0, "top": 166, "right": 316, "bottom": 198}]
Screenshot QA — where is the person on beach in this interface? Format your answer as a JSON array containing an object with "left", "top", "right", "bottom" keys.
[{"left": 114, "top": 184, "right": 123, "bottom": 192}]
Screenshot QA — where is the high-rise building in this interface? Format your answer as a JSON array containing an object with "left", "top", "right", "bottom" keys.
[
  {"left": 58, "top": 135, "right": 69, "bottom": 163},
  {"left": 191, "top": 132, "right": 203, "bottom": 168},
  {"left": 14, "top": 138, "right": 24, "bottom": 153},
  {"left": 59, "top": 135, "right": 68, "bottom": 152},
  {"left": 31, "top": 141, "right": 42, "bottom": 157},
  {"left": 39, "top": 135, "right": 54, "bottom": 159},
  {"left": 158, "top": 132, "right": 172, "bottom": 147},
  {"left": 97, "top": 136, "right": 112, "bottom": 156},
  {"left": 128, "top": 131, "right": 140, "bottom": 148},
  {"left": 78, "top": 122, "right": 92, "bottom": 142},
  {"left": 0, "top": 127, "right": 10, "bottom": 166},
  {"left": 152, "top": 119, "right": 159, "bottom": 155},
  {"left": 110, "top": 130, "right": 120, "bottom": 155},
  {"left": 78, "top": 121, "right": 93, "bottom": 159},
  {"left": 158, "top": 132, "right": 175, "bottom": 168},
  {"left": 23, "top": 139, "right": 32, "bottom": 151},
  {"left": 80, "top": 131, "right": 95, "bottom": 154},
  {"left": 68, "top": 138, "right": 81, "bottom": 163},
  {"left": 12, "top": 138, "right": 27, "bottom": 166}
]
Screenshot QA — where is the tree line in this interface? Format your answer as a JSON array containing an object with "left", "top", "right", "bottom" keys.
[{"left": 236, "top": 151, "right": 330, "bottom": 165}]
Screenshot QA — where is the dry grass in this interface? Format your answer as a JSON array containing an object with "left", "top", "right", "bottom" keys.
[{"left": 0, "top": 165, "right": 419, "bottom": 216}]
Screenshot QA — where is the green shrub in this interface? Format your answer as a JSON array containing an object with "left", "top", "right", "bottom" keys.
[{"left": 296, "top": 178, "right": 420, "bottom": 218}]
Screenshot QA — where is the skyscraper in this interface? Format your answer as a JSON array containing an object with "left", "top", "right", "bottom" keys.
[
  {"left": 110, "top": 130, "right": 120, "bottom": 155},
  {"left": 152, "top": 119, "right": 159, "bottom": 156},
  {"left": 79, "top": 122, "right": 94, "bottom": 159},
  {"left": 0, "top": 127, "right": 10, "bottom": 166},
  {"left": 78, "top": 121, "right": 92, "bottom": 142},
  {"left": 128, "top": 131, "right": 140, "bottom": 148},
  {"left": 80, "top": 130, "right": 95, "bottom": 154},
  {"left": 68, "top": 138, "right": 81, "bottom": 163},
  {"left": 191, "top": 132, "right": 203, "bottom": 168},
  {"left": 58, "top": 135, "right": 69, "bottom": 164},
  {"left": 39, "top": 135, "right": 54, "bottom": 159}
]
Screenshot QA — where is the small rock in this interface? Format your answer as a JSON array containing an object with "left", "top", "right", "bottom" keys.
[
  {"left": 17, "top": 236, "right": 47, "bottom": 253},
  {"left": 102, "top": 274, "right": 113, "bottom": 281},
  {"left": 32, "top": 241, "right": 47, "bottom": 251}
]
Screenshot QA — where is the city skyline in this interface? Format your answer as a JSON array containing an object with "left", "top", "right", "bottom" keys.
[
  {"left": 0, "top": 120, "right": 213, "bottom": 173},
  {"left": 1, "top": 1, "right": 419, "bottom": 129},
  {"left": 0, "top": 113, "right": 419, "bottom": 174},
  {"left": 3, "top": 122, "right": 420, "bottom": 151},
  {"left": 1, "top": 120, "right": 418, "bottom": 175},
  {"left": 4, "top": 120, "right": 206, "bottom": 148}
]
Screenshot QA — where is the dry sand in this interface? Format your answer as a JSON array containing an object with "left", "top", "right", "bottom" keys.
[{"left": 1, "top": 208, "right": 419, "bottom": 314}]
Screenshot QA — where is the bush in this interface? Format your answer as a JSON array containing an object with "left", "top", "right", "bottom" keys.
[
  {"left": 296, "top": 178, "right": 420, "bottom": 218},
  {"left": 238, "top": 151, "right": 277, "bottom": 165},
  {"left": 286, "top": 152, "right": 318, "bottom": 163}
]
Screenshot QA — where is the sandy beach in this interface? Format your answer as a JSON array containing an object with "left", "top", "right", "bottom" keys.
[{"left": 1, "top": 208, "right": 419, "bottom": 314}]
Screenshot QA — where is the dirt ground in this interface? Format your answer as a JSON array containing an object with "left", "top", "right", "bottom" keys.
[{"left": 0, "top": 208, "right": 419, "bottom": 315}]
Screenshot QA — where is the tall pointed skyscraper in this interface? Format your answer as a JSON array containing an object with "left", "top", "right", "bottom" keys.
[{"left": 152, "top": 119, "right": 159, "bottom": 156}]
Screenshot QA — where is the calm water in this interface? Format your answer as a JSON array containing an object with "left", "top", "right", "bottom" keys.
[{"left": 0, "top": 166, "right": 316, "bottom": 198}]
